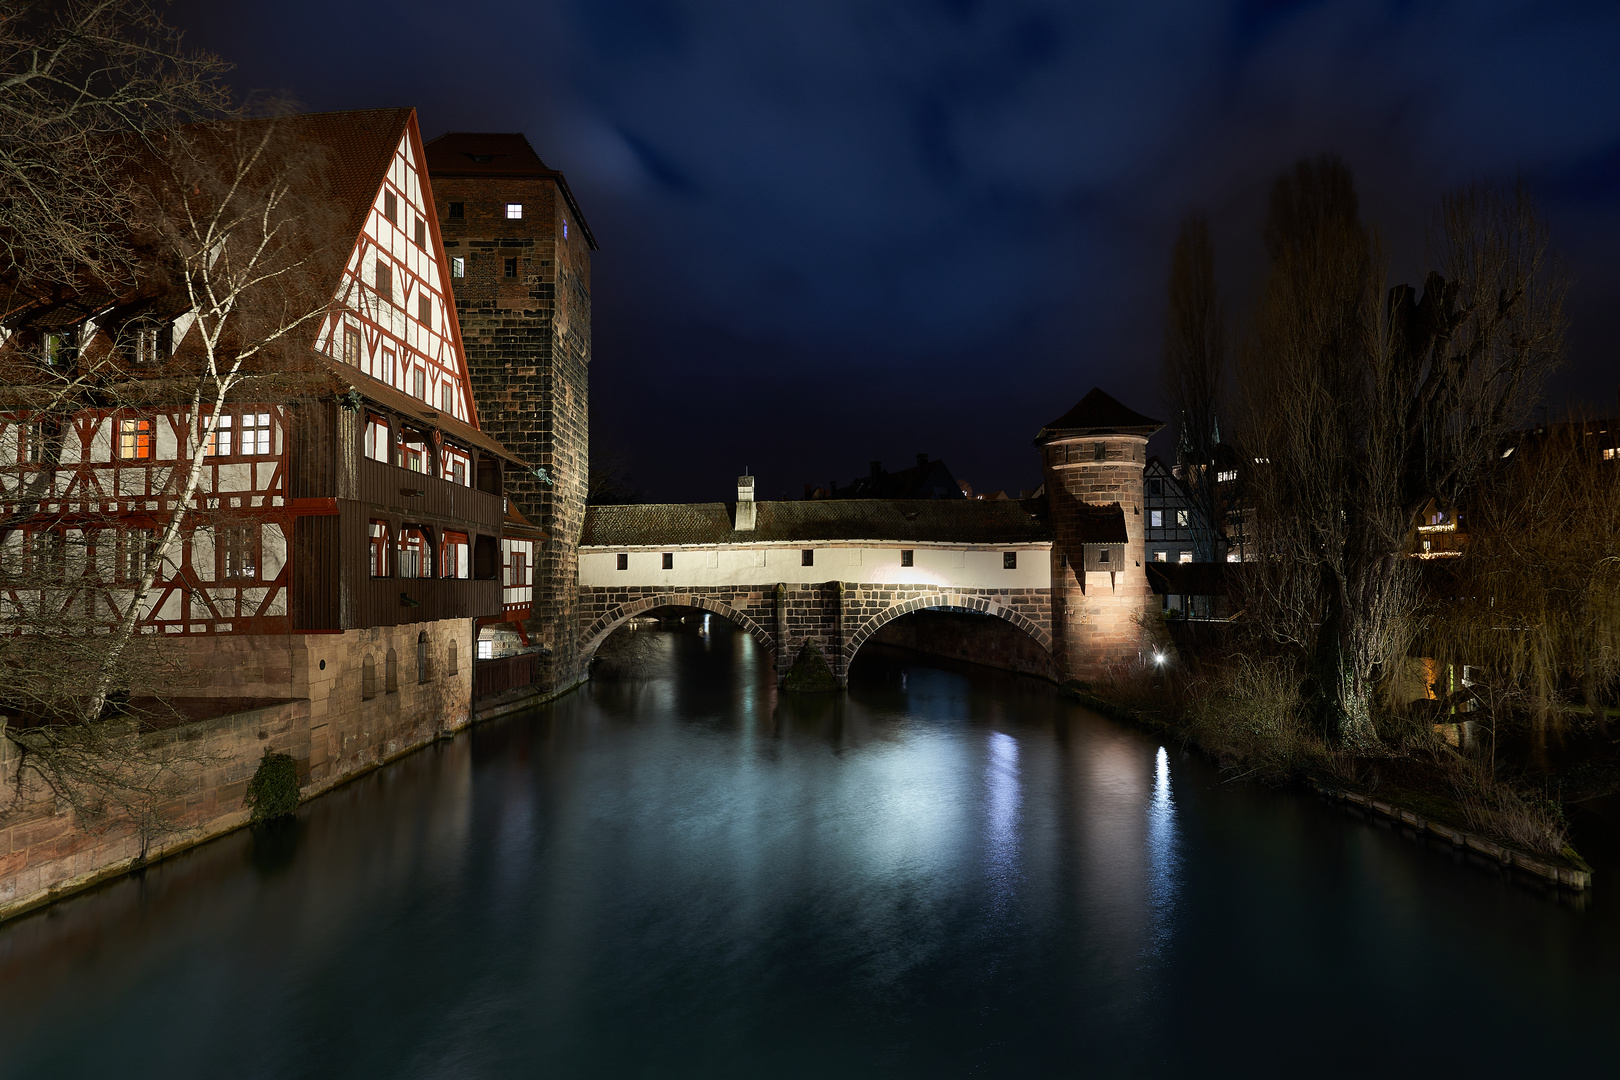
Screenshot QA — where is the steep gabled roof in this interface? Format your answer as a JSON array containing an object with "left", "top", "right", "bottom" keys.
[
  {"left": 424, "top": 131, "right": 598, "bottom": 250},
  {"left": 1037, "top": 387, "right": 1163, "bottom": 443}
]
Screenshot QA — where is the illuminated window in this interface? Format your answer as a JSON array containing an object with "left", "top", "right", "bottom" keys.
[
  {"left": 801, "top": 549, "right": 813, "bottom": 566},
  {"left": 448, "top": 202, "right": 464, "bottom": 220},
  {"left": 478, "top": 639, "right": 493, "bottom": 660},
  {"left": 204, "top": 414, "right": 232, "bottom": 456},
  {"left": 221, "top": 525, "right": 256, "bottom": 579},
  {"left": 369, "top": 520, "right": 390, "bottom": 576},
  {"left": 451, "top": 256, "right": 465, "bottom": 278},
  {"left": 118, "top": 417, "right": 153, "bottom": 459},
  {"left": 1218, "top": 469, "right": 1238, "bottom": 483},
  {"left": 364, "top": 414, "right": 391, "bottom": 463},
  {"left": 398, "top": 525, "right": 430, "bottom": 579},
  {"left": 1003, "top": 551, "right": 1017, "bottom": 569},
  {"left": 505, "top": 202, "right": 523, "bottom": 220},
  {"left": 418, "top": 295, "right": 432, "bottom": 327},
  {"left": 442, "top": 531, "right": 469, "bottom": 579},
  {"left": 900, "top": 549, "right": 913, "bottom": 567},
  {"left": 1605, "top": 448, "right": 1618, "bottom": 461},
  {"left": 1176, "top": 510, "right": 1189, "bottom": 527},
  {"left": 343, "top": 325, "right": 361, "bottom": 365},
  {"left": 1154, "top": 550, "right": 1167, "bottom": 562},
  {"left": 1150, "top": 510, "right": 1163, "bottom": 527},
  {"left": 383, "top": 190, "right": 397, "bottom": 225},
  {"left": 414, "top": 217, "right": 426, "bottom": 248},
  {"left": 617, "top": 553, "right": 628, "bottom": 570},
  {"left": 662, "top": 552, "right": 674, "bottom": 570},
  {"left": 1179, "top": 551, "right": 1193, "bottom": 564},
  {"left": 375, "top": 260, "right": 392, "bottom": 302}
]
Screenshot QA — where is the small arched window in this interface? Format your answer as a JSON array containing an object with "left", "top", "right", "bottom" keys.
[
  {"left": 447, "top": 640, "right": 458, "bottom": 676},
  {"left": 361, "top": 655, "right": 376, "bottom": 700},
  {"left": 417, "top": 630, "right": 431, "bottom": 683},
  {"left": 385, "top": 648, "right": 399, "bottom": 693}
]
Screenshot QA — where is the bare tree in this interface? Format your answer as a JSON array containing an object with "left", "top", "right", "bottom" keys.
[
  {"left": 1235, "top": 157, "right": 1565, "bottom": 745},
  {"left": 0, "top": 0, "right": 230, "bottom": 287},
  {"left": 1160, "top": 214, "right": 1225, "bottom": 564}
]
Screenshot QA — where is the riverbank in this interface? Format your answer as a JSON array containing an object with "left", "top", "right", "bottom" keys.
[{"left": 1061, "top": 679, "right": 1595, "bottom": 892}]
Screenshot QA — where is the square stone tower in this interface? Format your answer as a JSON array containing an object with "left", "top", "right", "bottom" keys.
[
  {"left": 426, "top": 133, "right": 595, "bottom": 693},
  {"left": 1036, "top": 388, "right": 1164, "bottom": 681}
]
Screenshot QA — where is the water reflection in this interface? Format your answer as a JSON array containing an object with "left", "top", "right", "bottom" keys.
[
  {"left": 985, "top": 731, "right": 1022, "bottom": 910},
  {"left": 1143, "top": 746, "right": 1180, "bottom": 958}
]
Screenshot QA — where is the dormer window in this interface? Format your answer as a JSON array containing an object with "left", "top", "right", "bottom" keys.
[
  {"left": 42, "top": 329, "right": 77, "bottom": 368},
  {"left": 126, "top": 322, "right": 164, "bottom": 366}
]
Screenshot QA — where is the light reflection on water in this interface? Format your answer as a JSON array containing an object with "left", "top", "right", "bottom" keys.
[{"left": 0, "top": 623, "right": 1617, "bottom": 1078}]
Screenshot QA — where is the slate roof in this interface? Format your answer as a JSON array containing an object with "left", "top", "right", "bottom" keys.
[
  {"left": 424, "top": 131, "right": 598, "bottom": 250},
  {"left": 582, "top": 499, "right": 1053, "bottom": 547},
  {"left": 1037, "top": 387, "right": 1164, "bottom": 442}
]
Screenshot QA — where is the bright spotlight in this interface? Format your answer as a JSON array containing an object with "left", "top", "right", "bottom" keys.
[{"left": 1153, "top": 651, "right": 1166, "bottom": 667}]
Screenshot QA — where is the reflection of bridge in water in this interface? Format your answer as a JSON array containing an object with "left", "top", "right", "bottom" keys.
[{"left": 576, "top": 388, "right": 1166, "bottom": 687}]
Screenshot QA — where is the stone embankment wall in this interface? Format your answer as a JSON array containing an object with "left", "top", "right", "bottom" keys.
[{"left": 0, "top": 617, "right": 472, "bottom": 921}]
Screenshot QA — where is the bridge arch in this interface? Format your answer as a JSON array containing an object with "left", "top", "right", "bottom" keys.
[
  {"left": 580, "top": 593, "right": 776, "bottom": 667},
  {"left": 844, "top": 591, "right": 1053, "bottom": 671}
]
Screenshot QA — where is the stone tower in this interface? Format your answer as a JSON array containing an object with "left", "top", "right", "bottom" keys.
[
  {"left": 1036, "top": 388, "right": 1164, "bottom": 682},
  {"left": 426, "top": 133, "right": 595, "bottom": 694}
]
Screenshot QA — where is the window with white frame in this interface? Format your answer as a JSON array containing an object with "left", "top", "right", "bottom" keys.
[{"left": 505, "top": 202, "right": 523, "bottom": 219}]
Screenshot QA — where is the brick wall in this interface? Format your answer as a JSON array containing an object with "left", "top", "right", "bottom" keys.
[{"left": 432, "top": 171, "right": 590, "bottom": 697}]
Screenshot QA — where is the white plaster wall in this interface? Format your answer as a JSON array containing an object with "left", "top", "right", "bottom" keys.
[{"left": 579, "top": 542, "right": 1052, "bottom": 590}]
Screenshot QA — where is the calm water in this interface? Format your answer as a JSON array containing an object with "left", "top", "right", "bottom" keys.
[{"left": 4, "top": 622, "right": 1620, "bottom": 1077}]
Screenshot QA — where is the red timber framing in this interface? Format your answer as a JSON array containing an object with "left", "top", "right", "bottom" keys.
[{"left": 0, "top": 108, "right": 527, "bottom": 642}]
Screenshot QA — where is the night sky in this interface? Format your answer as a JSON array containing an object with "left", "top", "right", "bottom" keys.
[{"left": 174, "top": 1, "right": 1620, "bottom": 503}]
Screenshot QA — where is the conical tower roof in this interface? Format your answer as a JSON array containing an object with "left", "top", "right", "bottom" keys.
[{"left": 1035, "top": 387, "right": 1163, "bottom": 443}]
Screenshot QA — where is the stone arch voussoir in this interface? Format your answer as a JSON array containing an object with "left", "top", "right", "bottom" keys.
[
  {"left": 846, "top": 590, "right": 1053, "bottom": 664},
  {"left": 580, "top": 592, "right": 775, "bottom": 665}
]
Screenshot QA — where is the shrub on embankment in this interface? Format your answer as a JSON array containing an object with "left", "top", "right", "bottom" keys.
[{"left": 243, "top": 751, "right": 300, "bottom": 823}]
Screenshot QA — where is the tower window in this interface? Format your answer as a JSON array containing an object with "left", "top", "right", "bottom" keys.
[
  {"left": 450, "top": 256, "right": 465, "bottom": 278},
  {"left": 1099, "top": 548, "right": 1110, "bottom": 563},
  {"left": 448, "top": 201, "right": 464, "bottom": 220},
  {"left": 504, "top": 257, "right": 518, "bottom": 278},
  {"left": 505, "top": 203, "right": 523, "bottom": 220},
  {"left": 1003, "top": 551, "right": 1017, "bottom": 569},
  {"left": 900, "top": 549, "right": 913, "bottom": 567},
  {"left": 1093, "top": 442, "right": 1106, "bottom": 461}
]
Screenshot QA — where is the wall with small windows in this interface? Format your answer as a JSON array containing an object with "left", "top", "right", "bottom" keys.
[{"left": 579, "top": 542, "right": 1051, "bottom": 590}]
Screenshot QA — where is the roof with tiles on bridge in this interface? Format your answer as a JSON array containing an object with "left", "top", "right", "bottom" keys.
[{"left": 581, "top": 499, "right": 1053, "bottom": 547}]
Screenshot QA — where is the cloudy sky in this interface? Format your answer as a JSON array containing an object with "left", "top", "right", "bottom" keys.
[{"left": 175, "top": 0, "right": 1620, "bottom": 501}]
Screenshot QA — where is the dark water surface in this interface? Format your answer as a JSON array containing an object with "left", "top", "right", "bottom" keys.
[{"left": 4, "top": 622, "right": 1620, "bottom": 1077}]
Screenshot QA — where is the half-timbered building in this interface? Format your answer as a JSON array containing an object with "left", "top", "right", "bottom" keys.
[{"left": 0, "top": 108, "right": 529, "bottom": 775}]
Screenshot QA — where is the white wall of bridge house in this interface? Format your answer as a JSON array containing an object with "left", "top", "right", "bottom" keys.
[{"left": 579, "top": 542, "right": 1052, "bottom": 590}]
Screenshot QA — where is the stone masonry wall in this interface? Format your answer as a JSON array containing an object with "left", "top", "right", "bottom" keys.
[
  {"left": 0, "top": 618, "right": 472, "bottom": 920},
  {"left": 433, "top": 171, "right": 591, "bottom": 698},
  {"left": 1043, "top": 435, "right": 1155, "bottom": 681},
  {"left": 579, "top": 582, "right": 1053, "bottom": 686}
]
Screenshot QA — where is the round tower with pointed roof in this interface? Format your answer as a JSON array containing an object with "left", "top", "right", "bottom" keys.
[{"left": 1035, "top": 388, "right": 1164, "bottom": 681}]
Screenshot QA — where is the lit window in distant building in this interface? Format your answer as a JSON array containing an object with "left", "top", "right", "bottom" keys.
[
  {"left": 1150, "top": 510, "right": 1163, "bottom": 527},
  {"left": 1176, "top": 510, "right": 1189, "bottom": 527},
  {"left": 506, "top": 202, "right": 523, "bottom": 219},
  {"left": 1218, "top": 469, "right": 1237, "bottom": 483},
  {"left": 563, "top": 220, "right": 568, "bottom": 239},
  {"left": 1154, "top": 550, "right": 1167, "bottom": 562},
  {"left": 1179, "top": 551, "right": 1193, "bottom": 564},
  {"left": 478, "top": 639, "right": 493, "bottom": 659},
  {"left": 118, "top": 417, "right": 152, "bottom": 459},
  {"left": 450, "top": 256, "right": 465, "bottom": 278}
]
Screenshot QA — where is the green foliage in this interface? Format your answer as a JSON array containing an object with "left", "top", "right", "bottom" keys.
[
  {"left": 243, "top": 751, "right": 300, "bottom": 823},
  {"left": 783, "top": 642, "right": 838, "bottom": 693}
]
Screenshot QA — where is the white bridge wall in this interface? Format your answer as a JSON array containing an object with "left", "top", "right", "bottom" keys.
[{"left": 579, "top": 542, "right": 1052, "bottom": 590}]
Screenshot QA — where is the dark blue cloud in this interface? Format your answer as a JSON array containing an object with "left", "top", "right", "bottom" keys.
[{"left": 174, "top": 0, "right": 1620, "bottom": 501}]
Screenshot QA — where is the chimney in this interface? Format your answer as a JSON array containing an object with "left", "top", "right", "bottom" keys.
[
  {"left": 917, "top": 452, "right": 929, "bottom": 468},
  {"left": 735, "top": 474, "right": 756, "bottom": 531}
]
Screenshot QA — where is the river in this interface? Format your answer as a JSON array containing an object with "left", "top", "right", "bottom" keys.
[{"left": 2, "top": 620, "right": 1618, "bottom": 1077}]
